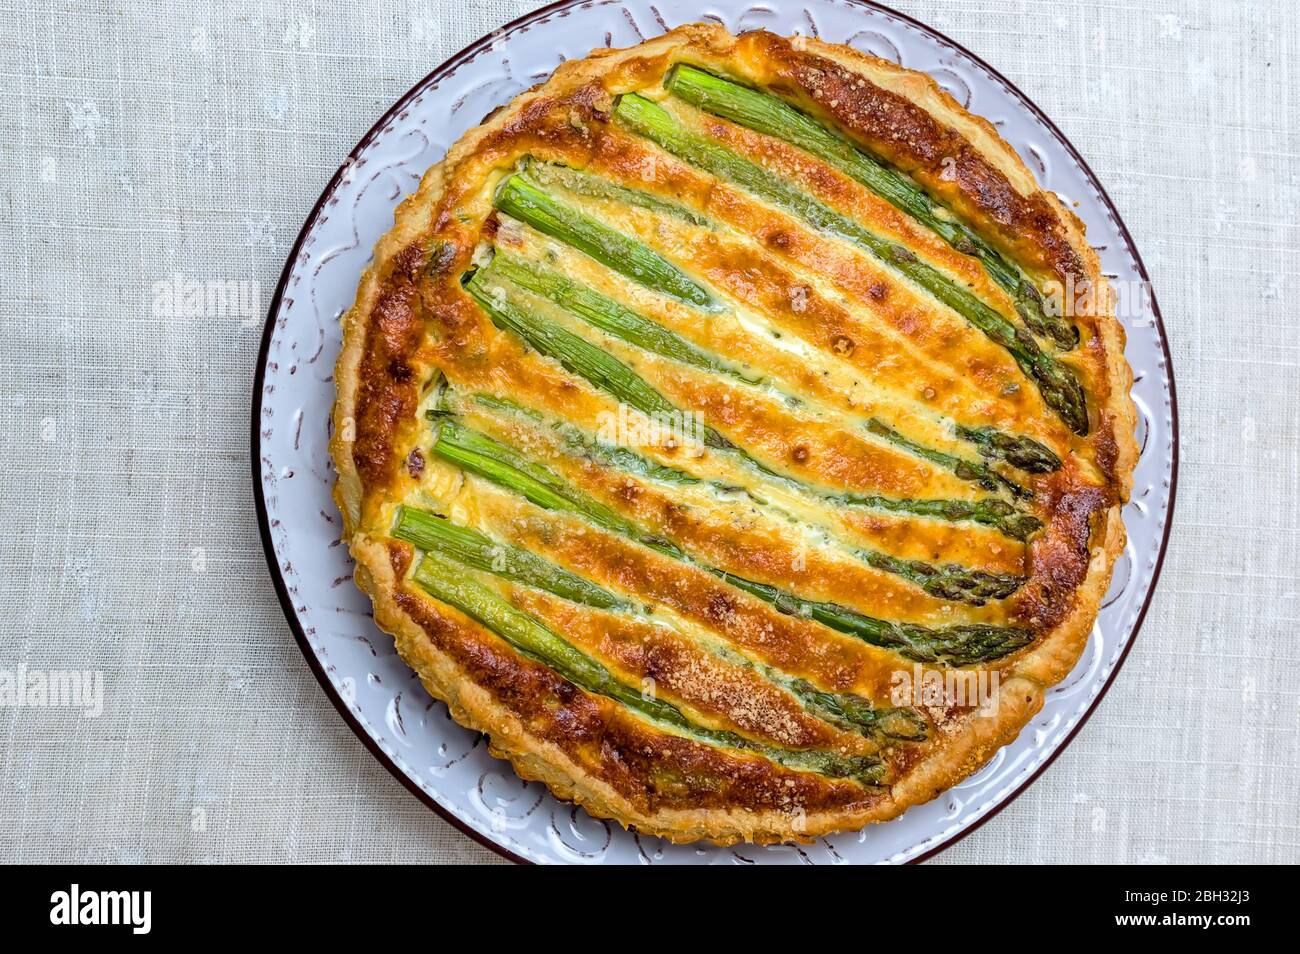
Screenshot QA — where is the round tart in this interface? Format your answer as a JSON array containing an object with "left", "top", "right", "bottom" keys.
[{"left": 330, "top": 23, "right": 1136, "bottom": 845}]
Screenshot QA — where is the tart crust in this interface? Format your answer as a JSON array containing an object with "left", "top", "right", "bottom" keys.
[{"left": 330, "top": 24, "right": 1137, "bottom": 846}]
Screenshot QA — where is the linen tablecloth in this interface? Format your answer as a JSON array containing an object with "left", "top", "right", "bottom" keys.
[{"left": 1, "top": 0, "right": 1296, "bottom": 863}]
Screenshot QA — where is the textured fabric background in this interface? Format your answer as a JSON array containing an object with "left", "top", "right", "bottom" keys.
[{"left": 0, "top": 0, "right": 1295, "bottom": 864}]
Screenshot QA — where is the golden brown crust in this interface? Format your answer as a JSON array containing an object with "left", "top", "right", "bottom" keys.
[{"left": 330, "top": 24, "right": 1137, "bottom": 845}]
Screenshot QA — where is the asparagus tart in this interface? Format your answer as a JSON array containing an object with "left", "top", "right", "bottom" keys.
[{"left": 331, "top": 24, "right": 1137, "bottom": 845}]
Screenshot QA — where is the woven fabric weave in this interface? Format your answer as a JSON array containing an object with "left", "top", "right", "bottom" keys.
[{"left": 0, "top": 0, "right": 1295, "bottom": 864}]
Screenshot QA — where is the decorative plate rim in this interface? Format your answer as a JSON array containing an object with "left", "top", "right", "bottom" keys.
[{"left": 250, "top": 0, "right": 1179, "bottom": 865}]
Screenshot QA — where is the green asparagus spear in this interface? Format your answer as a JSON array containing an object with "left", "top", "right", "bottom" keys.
[
  {"left": 523, "top": 157, "right": 711, "bottom": 227},
  {"left": 464, "top": 391, "right": 704, "bottom": 485},
  {"left": 430, "top": 417, "right": 1034, "bottom": 663},
  {"left": 431, "top": 416, "right": 660, "bottom": 547},
  {"left": 862, "top": 550, "right": 1023, "bottom": 605},
  {"left": 783, "top": 677, "right": 928, "bottom": 741},
  {"left": 864, "top": 417, "right": 1031, "bottom": 501},
  {"left": 468, "top": 389, "right": 1039, "bottom": 541},
  {"left": 709, "top": 641, "right": 928, "bottom": 741},
  {"left": 465, "top": 265, "right": 734, "bottom": 451},
  {"left": 1012, "top": 281, "right": 1078, "bottom": 350},
  {"left": 399, "top": 490, "right": 922, "bottom": 742},
  {"left": 838, "top": 492, "right": 1041, "bottom": 541},
  {"left": 614, "top": 93, "right": 1089, "bottom": 434},
  {"left": 666, "top": 66, "right": 933, "bottom": 221},
  {"left": 665, "top": 66, "right": 1079, "bottom": 349},
  {"left": 467, "top": 265, "right": 1042, "bottom": 529},
  {"left": 717, "top": 572, "right": 1034, "bottom": 667},
  {"left": 438, "top": 409, "right": 1017, "bottom": 605},
  {"left": 494, "top": 173, "right": 717, "bottom": 309},
  {"left": 955, "top": 424, "right": 1061, "bottom": 474},
  {"left": 393, "top": 506, "right": 625, "bottom": 609},
  {"left": 412, "top": 549, "right": 884, "bottom": 782},
  {"left": 482, "top": 251, "right": 760, "bottom": 384}
]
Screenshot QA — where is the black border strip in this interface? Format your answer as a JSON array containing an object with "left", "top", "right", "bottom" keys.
[{"left": 250, "top": 0, "right": 1179, "bottom": 866}]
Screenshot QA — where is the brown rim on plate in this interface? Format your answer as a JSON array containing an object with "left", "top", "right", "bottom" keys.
[{"left": 251, "top": 0, "right": 1178, "bottom": 864}]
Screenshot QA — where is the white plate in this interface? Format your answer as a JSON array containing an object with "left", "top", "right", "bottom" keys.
[{"left": 253, "top": 0, "right": 1178, "bottom": 864}]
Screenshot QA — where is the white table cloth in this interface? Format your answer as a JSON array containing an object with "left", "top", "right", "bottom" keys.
[{"left": 1, "top": 0, "right": 1296, "bottom": 863}]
